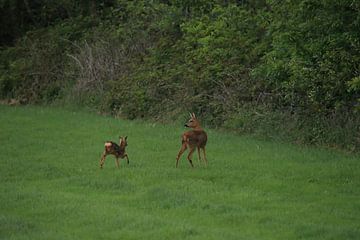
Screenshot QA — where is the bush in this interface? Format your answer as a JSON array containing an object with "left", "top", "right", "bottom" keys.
[{"left": 0, "top": 1, "right": 359, "bottom": 151}]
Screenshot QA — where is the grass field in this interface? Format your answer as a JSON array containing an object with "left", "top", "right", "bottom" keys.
[{"left": 0, "top": 105, "right": 359, "bottom": 239}]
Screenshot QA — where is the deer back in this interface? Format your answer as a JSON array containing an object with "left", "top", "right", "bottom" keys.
[
  {"left": 104, "top": 141, "right": 124, "bottom": 157},
  {"left": 183, "top": 129, "right": 207, "bottom": 148}
]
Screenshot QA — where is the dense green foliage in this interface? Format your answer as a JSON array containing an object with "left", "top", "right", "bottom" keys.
[
  {"left": 1, "top": 105, "right": 359, "bottom": 239},
  {"left": 0, "top": 0, "right": 359, "bottom": 150}
]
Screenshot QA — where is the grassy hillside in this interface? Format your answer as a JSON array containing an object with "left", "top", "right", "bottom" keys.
[{"left": 0, "top": 105, "right": 359, "bottom": 239}]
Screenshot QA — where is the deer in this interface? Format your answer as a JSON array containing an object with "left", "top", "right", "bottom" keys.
[
  {"left": 176, "top": 113, "right": 208, "bottom": 168},
  {"left": 100, "top": 136, "right": 129, "bottom": 169}
]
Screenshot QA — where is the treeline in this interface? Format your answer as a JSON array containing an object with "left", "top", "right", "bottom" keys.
[{"left": 1, "top": 0, "right": 359, "bottom": 151}]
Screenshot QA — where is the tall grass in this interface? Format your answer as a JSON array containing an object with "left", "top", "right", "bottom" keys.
[{"left": 0, "top": 105, "right": 359, "bottom": 239}]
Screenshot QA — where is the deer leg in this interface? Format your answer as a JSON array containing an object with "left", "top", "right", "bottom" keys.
[
  {"left": 197, "top": 146, "right": 202, "bottom": 165},
  {"left": 124, "top": 154, "right": 129, "bottom": 164},
  {"left": 100, "top": 152, "right": 107, "bottom": 169},
  {"left": 115, "top": 157, "right": 120, "bottom": 168},
  {"left": 176, "top": 143, "right": 187, "bottom": 168},
  {"left": 187, "top": 147, "right": 195, "bottom": 168},
  {"left": 202, "top": 147, "right": 208, "bottom": 167}
]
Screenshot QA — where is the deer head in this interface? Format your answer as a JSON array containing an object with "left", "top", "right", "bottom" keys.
[
  {"left": 184, "top": 112, "right": 201, "bottom": 129},
  {"left": 119, "top": 136, "right": 128, "bottom": 147}
]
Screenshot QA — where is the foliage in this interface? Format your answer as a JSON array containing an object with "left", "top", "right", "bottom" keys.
[
  {"left": 253, "top": 0, "right": 360, "bottom": 114},
  {"left": 0, "top": 0, "right": 359, "bottom": 150}
]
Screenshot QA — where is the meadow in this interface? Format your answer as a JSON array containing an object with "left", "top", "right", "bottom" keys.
[{"left": 0, "top": 105, "right": 359, "bottom": 239}]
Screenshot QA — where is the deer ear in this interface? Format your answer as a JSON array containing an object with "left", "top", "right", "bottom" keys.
[{"left": 125, "top": 136, "right": 128, "bottom": 140}]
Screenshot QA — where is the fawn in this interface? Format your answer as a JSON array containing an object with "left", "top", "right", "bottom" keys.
[
  {"left": 176, "top": 113, "right": 208, "bottom": 168},
  {"left": 100, "top": 136, "right": 129, "bottom": 169}
]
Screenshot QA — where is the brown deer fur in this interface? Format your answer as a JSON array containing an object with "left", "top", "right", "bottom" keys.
[
  {"left": 100, "top": 136, "right": 129, "bottom": 169},
  {"left": 176, "top": 113, "right": 208, "bottom": 168}
]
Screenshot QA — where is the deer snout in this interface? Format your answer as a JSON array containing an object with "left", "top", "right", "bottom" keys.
[{"left": 184, "top": 124, "right": 189, "bottom": 127}]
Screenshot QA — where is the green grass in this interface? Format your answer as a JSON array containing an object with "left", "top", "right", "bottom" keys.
[{"left": 0, "top": 105, "right": 359, "bottom": 239}]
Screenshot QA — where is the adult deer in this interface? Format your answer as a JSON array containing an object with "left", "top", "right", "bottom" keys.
[
  {"left": 176, "top": 113, "right": 208, "bottom": 168},
  {"left": 100, "top": 136, "right": 129, "bottom": 169}
]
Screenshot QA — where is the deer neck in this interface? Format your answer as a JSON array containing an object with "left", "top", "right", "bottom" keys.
[{"left": 192, "top": 125, "right": 203, "bottom": 131}]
